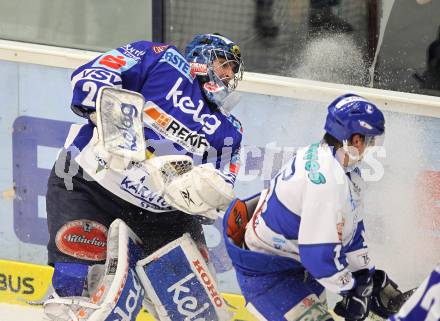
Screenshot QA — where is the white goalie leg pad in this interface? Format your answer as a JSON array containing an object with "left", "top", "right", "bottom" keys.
[
  {"left": 44, "top": 219, "right": 145, "bottom": 321},
  {"left": 94, "top": 87, "right": 146, "bottom": 171},
  {"left": 164, "top": 165, "right": 234, "bottom": 218},
  {"left": 136, "top": 233, "right": 233, "bottom": 321}
]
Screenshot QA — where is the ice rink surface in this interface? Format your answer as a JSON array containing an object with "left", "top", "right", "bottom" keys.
[
  {"left": 0, "top": 303, "right": 378, "bottom": 321},
  {"left": 0, "top": 303, "right": 44, "bottom": 321}
]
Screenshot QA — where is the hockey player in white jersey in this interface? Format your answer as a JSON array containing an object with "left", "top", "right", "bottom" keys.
[{"left": 224, "top": 94, "right": 413, "bottom": 321}]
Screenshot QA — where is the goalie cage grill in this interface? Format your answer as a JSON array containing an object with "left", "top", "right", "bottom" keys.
[{"left": 159, "top": 159, "right": 193, "bottom": 184}]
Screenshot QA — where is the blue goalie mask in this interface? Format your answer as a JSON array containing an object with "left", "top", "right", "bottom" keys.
[
  {"left": 324, "top": 93, "right": 385, "bottom": 142},
  {"left": 185, "top": 33, "right": 244, "bottom": 107}
]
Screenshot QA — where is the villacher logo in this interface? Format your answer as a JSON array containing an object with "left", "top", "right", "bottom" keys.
[
  {"left": 63, "top": 234, "right": 106, "bottom": 247},
  {"left": 55, "top": 220, "right": 108, "bottom": 261}
]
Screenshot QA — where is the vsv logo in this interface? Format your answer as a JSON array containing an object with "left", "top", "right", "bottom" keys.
[
  {"left": 166, "top": 77, "right": 221, "bottom": 135},
  {"left": 72, "top": 68, "right": 122, "bottom": 87},
  {"left": 117, "top": 103, "right": 139, "bottom": 151},
  {"left": 114, "top": 271, "right": 144, "bottom": 321},
  {"left": 167, "top": 273, "right": 210, "bottom": 320}
]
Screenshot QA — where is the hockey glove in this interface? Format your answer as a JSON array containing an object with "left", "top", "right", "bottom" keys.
[
  {"left": 370, "top": 269, "right": 417, "bottom": 319},
  {"left": 226, "top": 199, "right": 250, "bottom": 246},
  {"left": 334, "top": 269, "right": 374, "bottom": 321},
  {"left": 164, "top": 164, "right": 234, "bottom": 219}
]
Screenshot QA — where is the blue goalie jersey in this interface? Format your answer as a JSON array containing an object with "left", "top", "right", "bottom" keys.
[{"left": 63, "top": 41, "right": 242, "bottom": 212}]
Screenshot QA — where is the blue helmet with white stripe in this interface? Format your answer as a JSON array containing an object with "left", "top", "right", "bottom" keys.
[{"left": 324, "top": 93, "right": 385, "bottom": 142}]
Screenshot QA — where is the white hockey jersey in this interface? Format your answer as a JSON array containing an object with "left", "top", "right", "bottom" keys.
[{"left": 245, "top": 142, "right": 374, "bottom": 294}]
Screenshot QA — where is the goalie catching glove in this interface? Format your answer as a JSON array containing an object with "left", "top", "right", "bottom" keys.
[
  {"left": 163, "top": 164, "right": 235, "bottom": 219},
  {"left": 129, "top": 155, "right": 233, "bottom": 220}
]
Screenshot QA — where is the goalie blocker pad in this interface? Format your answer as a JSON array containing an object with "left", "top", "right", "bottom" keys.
[
  {"left": 95, "top": 87, "right": 146, "bottom": 166},
  {"left": 136, "top": 233, "right": 233, "bottom": 321},
  {"left": 44, "top": 219, "right": 145, "bottom": 321}
]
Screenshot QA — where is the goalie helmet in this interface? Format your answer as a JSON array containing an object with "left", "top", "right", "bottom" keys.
[
  {"left": 185, "top": 33, "right": 244, "bottom": 106},
  {"left": 324, "top": 93, "right": 385, "bottom": 143}
]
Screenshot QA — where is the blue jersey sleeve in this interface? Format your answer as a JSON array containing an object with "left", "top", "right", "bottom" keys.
[
  {"left": 70, "top": 41, "right": 169, "bottom": 118},
  {"left": 218, "top": 138, "right": 241, "bottom": 186},
  {"left": 204, "top": 114, "right": 242, "bottom": 186}
]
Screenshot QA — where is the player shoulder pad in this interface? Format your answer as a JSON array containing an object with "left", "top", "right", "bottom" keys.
[
  {"left": 146, "top": 41, "right": 171, "bottom": 55},
  {"left": 126, "top": 40, "right": 172, "bottom": 57},
  {"left": 156, "top": 45, "right": 194, "bottom": 83}
]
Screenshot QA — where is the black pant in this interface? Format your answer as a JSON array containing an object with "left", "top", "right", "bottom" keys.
[{"left": 46, "top": 164, "right": 206, "bottom": 265}]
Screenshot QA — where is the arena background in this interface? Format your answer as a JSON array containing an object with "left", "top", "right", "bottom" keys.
[{"left": 0, "top": 0, "right": 440, "bottom": 320}]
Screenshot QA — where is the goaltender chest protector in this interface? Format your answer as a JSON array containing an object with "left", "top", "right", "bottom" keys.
[{"left": 139, "top": 50, "right": 242, "bottom": 158}]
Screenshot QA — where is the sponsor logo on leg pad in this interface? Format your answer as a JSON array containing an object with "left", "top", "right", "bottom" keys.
[
  {"left": 55, "top": 220, "right": 108, "bottom": 261},
  {"left": 136, "top": 234, "right": 231, "bottom": 320}
]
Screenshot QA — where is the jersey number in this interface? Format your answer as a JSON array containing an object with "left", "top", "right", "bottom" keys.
[{"left": 420, "top": 283, "right": 440, "bottom": 321}]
